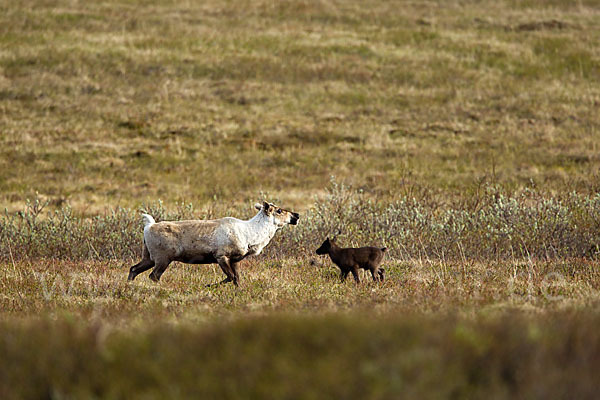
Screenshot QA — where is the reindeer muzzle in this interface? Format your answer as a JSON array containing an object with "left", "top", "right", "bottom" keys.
[{"left": 290, "top": 212, "right": 300, "bottom": 225}]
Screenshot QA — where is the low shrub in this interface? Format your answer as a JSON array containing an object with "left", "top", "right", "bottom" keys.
[
  {"left": 274, "top": 180, "right": 600, "bottom": 261},
  {"left": 1, "top": 180, "right": 599, "bottom": 262}
]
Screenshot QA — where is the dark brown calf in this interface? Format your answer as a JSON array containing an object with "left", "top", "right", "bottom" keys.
[{"left": 315, "top": 237, "right": 386, "bottom": 284}]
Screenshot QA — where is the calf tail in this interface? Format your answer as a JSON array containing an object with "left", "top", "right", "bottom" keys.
[{"left": 141, "top": 213, "right": 156, "bottom": 228}]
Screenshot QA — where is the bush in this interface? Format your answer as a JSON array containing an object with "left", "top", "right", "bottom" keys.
[
  {"left": 274, "top": 180, "right": 600, "bottom": 261},
  {"left": 0, "top": 199, "right": 197, "bottom": 261},
  {"left": 2, "top": 180, "right": 599, "bottom": 262}
]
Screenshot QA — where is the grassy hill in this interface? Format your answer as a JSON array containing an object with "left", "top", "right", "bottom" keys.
[{"left": 1, "top": 0, "right": 599, "bottom": 213}]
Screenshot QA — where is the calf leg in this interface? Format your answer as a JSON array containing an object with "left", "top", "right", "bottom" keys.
[
  {"left": 369, "top": 268, "right": 378, "bottom": 282},
  {"left": 340, "top": 269, "right": 350, "bottom": 282},
  {"left": 350, "top": 266, "right": 360, "bottom": 284},
  {"left": 369, "top": 265, "right": 384, "bottom": 282}
]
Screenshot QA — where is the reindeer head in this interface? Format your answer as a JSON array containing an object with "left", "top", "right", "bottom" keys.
[{"left": 254, "top": 201, "right": 299, "bottom": 227}]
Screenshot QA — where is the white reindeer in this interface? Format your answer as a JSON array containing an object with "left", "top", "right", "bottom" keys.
[{"left": 128, "top": 202, "right": 299, "bottom": 285}]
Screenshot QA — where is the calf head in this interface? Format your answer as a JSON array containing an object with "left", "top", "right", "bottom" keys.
[
  {"left": 255, "top": 201, "right": 300, "bottom": 227},
  {"left": 315, "top": 237, "right": 332, "bottom": 255}
]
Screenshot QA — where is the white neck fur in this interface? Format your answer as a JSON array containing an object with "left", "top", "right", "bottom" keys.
[{"left": 242, "top": 210, "right": 279, "bottom": 247}]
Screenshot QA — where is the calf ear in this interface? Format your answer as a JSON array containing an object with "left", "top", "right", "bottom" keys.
[{"left": 254, "top": 203, "right": 262, "bottom": 211}]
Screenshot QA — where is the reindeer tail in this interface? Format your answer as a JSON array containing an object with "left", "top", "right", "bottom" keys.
[{"left": 141, "top": 213, "right": 156, "bottom": 228}]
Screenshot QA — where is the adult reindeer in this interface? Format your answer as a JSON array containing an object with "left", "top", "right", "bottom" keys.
[{"left": 128, "top": 202, "right": 299, "bottom": 286}]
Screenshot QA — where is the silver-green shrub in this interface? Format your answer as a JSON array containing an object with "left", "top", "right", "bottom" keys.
[{"left": 1, "top": 180, "right": 599, "bottom": 262}]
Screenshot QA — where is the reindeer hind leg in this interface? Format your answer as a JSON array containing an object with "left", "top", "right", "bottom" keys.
[
  {"left": 148, "top": 257, "right": 172, "bottom": 282},
  {"left": 128, "top": 241, "right": 155, "bottom": 281}
]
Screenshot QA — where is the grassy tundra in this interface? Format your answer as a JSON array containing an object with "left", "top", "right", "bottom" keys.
[
  {"left": 1, "top": 0, "right": 599, "bottom": 212},
  {"left": 1, "top": 0, "right": 600, "bottom": 398}
]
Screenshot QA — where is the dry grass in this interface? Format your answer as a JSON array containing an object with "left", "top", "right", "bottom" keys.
[
  {"left": 1, "top": 0, "right": 599, "bottom": 213},
  {"left": 2, "top": 257, "right": 600, "bottom": 323},
  {"left": 2, "top": 257, "right": 600, "bottom": 398}
]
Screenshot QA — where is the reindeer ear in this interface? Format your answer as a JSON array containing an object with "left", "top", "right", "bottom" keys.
[
  {"left": 254, "top": 203, "right": 262, "bottom": 211},
  {"left": 263, "top": 201, "right": 271, "bottom": 213}
]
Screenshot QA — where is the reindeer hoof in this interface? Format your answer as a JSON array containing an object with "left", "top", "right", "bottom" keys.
[{"left": 207, "top": 277, "right": 234, "bottom": 287}]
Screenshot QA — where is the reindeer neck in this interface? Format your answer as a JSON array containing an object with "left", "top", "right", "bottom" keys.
[{"left": 243, "top": 211, "right": 278, "bottom": 244}]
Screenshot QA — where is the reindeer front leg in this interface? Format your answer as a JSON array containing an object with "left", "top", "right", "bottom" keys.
[{"left": 212, "top": 256, "right": 236, "bottom": 286}]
